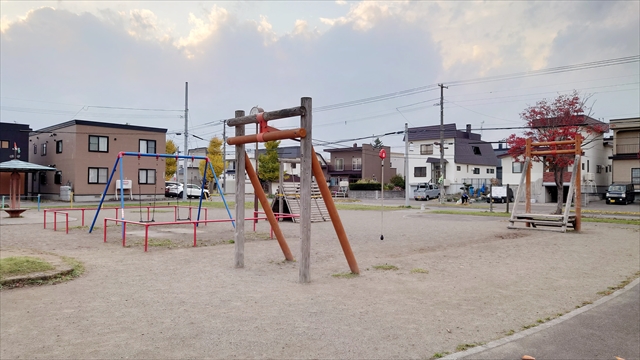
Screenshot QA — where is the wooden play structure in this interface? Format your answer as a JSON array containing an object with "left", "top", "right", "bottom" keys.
[
  {"left": 224, "top": 97, "right": 359, "bottom": 283},
  {"left": 271, "top": 182, "right": 330, "bottom": 223},
  {"left": 508, "top": 135, "right": 582, "bottom": 232}
]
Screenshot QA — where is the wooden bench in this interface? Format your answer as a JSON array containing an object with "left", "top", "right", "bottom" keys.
[{"left": 509, "top": 213, "right": 577, "bottom": 232}]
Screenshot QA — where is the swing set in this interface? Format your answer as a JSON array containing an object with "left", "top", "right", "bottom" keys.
[
  {"left": 508, "top": 135, "right": 583, "bottom": 232},
  {"left": 88, "top": 152, "right": 233, "bottom": 234},
  {"left": 224, "top": 97, "right": 359, "bottom": 283}
]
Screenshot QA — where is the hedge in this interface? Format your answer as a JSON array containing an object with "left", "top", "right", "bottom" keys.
[{"left": 349, "top": 182, "right": 382, "bottom": 191}]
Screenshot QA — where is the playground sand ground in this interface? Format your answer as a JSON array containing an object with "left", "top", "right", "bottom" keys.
[{"left": 1, "top": 207, "right": 639, "bottom": 359}]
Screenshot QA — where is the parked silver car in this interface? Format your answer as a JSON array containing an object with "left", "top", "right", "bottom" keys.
[
  {"left": 167, "top": 183, "right": 210, "bottom": 199},
  {"left": 414, "top": 183, "right": 440, "bottom": 201}
]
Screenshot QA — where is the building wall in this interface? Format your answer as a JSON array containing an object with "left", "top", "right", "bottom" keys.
[
  {"left": 30, "top": 124, "right": 166, "bottom": 200},
  {"left": 610, "top": 118, "right": 640, "bottom": 190},
  {"left": 0, "top": 123, "right": 31, "bottom": 197},
  {"left": 406, "top": 137, "right": 455, "bottom": 188},
  {"left": 613, "top": 159, "right": 640, "bottom": 183}
]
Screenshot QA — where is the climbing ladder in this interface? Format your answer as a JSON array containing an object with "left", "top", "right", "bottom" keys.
[
  {"left": 272, "top": 182, "right": 330, "bottom": 223},
  {"left": 508, "top": 136, "right": 582, "bottom": 233}
]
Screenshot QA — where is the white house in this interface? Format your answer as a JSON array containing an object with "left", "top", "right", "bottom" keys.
[{"left": 406, "top": 123, "right": 499, "bottom": 196}]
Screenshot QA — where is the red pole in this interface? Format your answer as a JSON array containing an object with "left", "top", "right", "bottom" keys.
[
  {"left": 144, "top": 225, "right": 148, "bottom": 252},
  {"left": 66, "top": 213, "right": 69, "bottom": 234},
  {"left": 54, "top": 212, "right": 57, "bottom": 231},
  {"left": 81, "top": 209, "right": 85, "bottom": 226},
  {"left": 193, "top": 223, "right": 197, "bottom": 247},
  {"left": 123, "top": 222, "right": 127, "bottom": 247},
  {"left": 44, "top": 210, "right": 47, "bottom": 229},
  {"left": 104, "top": 219, "right": 107, "bottom": 243}
]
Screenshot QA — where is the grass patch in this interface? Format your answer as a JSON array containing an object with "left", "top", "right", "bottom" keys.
[
  {"left": 430, "top": 210, "right": 640, "bottom": 225},
  {"left": 410, "top": 268, "right": 429, "bottom": 274},
  {"left": 431, "top": 351, "right": 450, "bottom": 359},
  {"left": 0, "top": 256, "right": 54, "bottom": 278},
  {"left": 581, "top": 217, "right": 640, "bottom": 225},
  {"left": 1, "top": 255, "right": 84, "bottom": 289},
  {"left": 505, "top": 329, "right": 515, "bottom": 336},
  {"left": 522, "top": 323, "right": 538, "bottom": 330},
  {"left": 334, "top": 204, "right": 402, "bottom": 211},
  {"left": 455, "top": 342, "right": 484, "bottom": 351},
  {"left": 431, "top": 210, "right": 511, "bottom": 217},
  {"left": 147, "top": 239, "right": 176, "bottom": 247},
  {"left": 597, "top": 271, "right": 640, "bottom": 295},
  {"left": 372, "top": 264, "right": 399, "bottom": 271},
  {"left": 228, "top": 239, "right": 235, "bottom": 244},
  {"left": 331, "top": 272, "right": 359, "bottom": 279}
]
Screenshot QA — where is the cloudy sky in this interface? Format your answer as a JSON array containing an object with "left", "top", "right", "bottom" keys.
[{"left": 1, "top": 1, "right": 639, "bottom": 155}]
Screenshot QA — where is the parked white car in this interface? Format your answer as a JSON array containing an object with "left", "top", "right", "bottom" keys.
[{"left": 167, "top": 183, "right": 210, "bottom": 199}]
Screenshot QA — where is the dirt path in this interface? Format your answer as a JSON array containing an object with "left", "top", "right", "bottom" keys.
[{"left": 1, "top": 208, "right": 638, "bottom": 359}]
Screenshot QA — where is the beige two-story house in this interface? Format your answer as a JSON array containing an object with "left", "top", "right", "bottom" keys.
[
  {"left": 609, "top": 117, "right": 640, "bottom": 191},
  {"left": 30, "top": 120, "right": 166, "bottom": 201}
]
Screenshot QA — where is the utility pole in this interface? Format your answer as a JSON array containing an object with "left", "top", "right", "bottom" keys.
[
  {"left": 183, "top": 82, "right": 188, "bottom": 201},
  {"left": 404, "top": 123, "right": 409, "bottom": 207},
  {"left": 438, "top": 83, "right": 448, "bottom": 204},
  {"left": 222, "top": 120, "right": 226, "bottom": 194}
]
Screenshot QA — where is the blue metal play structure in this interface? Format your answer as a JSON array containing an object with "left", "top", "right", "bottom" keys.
[{"left": 88, "top": 151, "right": 233, "bottom": 233}]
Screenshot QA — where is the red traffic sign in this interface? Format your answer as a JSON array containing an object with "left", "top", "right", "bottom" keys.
[{"left": 378, "top": 149, "right": 387, "bottom": 159}]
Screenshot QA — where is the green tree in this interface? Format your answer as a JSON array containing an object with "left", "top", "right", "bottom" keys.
[
  {"left": 389, "top": 174, "right": 405, "bottom": 189},
  {"left": 165, "top": 140, "right": 178, "bottom": 180},
  {"left": 258, "top": 140, "right": 281, "bottom": 193},
  {"left": 372, "top": 137, "right": 383, "bottom": 149},
  {"left": 199, "top": 137, "right": 224, "bottom": 190}
]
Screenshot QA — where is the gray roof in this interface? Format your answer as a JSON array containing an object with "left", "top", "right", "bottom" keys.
[
  {"left": 454, "top": 138, "right": 500, "bottom": 167},
  {"left": 407, "top": 124, "right": 482, "bottom": 141},
  {"left": 0, "top": 160, "right": 57, "bottom": 172},
  {"left": 32, "top": 119, "right": 167, "bottom": 135}
]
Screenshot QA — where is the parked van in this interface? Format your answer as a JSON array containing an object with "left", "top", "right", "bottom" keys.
[
  {"left": 414, "top": 183, "right": 440, "bottom": 201},
  {"left": 605, "top": 183, "right": 636, "bottom": 205}
]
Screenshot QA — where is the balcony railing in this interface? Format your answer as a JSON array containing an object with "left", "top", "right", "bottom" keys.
[{"left": 616, "top": 144, "right": 640, "bottom": 154}]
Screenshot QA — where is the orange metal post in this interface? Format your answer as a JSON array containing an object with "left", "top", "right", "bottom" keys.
[
  {"left": 244, "top": 153, "right": 294, "bottom": 261},
  {"left": 227, "top": 129, "right": 306, "bottom": 146},
  {"left": 575, "top": 135, "right": 582, "bottom": 231},
  {"left": 311, "top": 146, "right": 360, "bottom": 274},
  {"left": 525, "top": 138, "right": 532, "bottom": 219},
  {"left": 531, "top": 140, "right": 576, "bottom": 147}
]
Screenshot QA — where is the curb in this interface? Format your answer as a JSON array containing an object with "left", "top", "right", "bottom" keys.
[{"left": 441, "top": 277, "right": 640, "bottom": 359}]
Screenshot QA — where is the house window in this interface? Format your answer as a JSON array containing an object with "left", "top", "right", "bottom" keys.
[
  {"left": 139, "top": 139, "right": 156, "bottom": 154},
  {"left": 486, "top": 168, "right": 495, "bottom": 174},
  {"left": 457, "top": 166, "right": 461, "bottom": 171},
  {"left": 41, "top": 143, "right": 47, "bottom": 156},
  {"left": 587, "top": 160, "right": 590, "bottom": 173},
  {"left": 88, "top": 167, "right": 108, "bottom": 184},
  {"left": 632, "top": 168, "right": 640, "bottom": 185},
  {"left": 414, "top": 167, "right": 427, "bottom": 177},
  {"left": 335, "top": 158, "right": 344, "bottom": 171},
  {"left": 139, "top": 169, "right": 156, "bottom": 184},
  {"left": 89, "top": 135, "right": 109, "bottom": 152},
  {"left": 33, "top": 144, "right": 37, "bottom": 154},
  {"left": 291, "top": 163, "right": 296, "bottom": 169},
  {"left": 473, "top": 168, "right": 480, "bottom": 174},
  {"left": 0, "top": 140, "right": 8, "bottom": 148},
  {"left": 512, "top": 162, "right": 523, "bottom": 173},
  {"left": 420, "top": 144, "right": 433, "bottom": 155},
  {"left": 352, "top": 158, "right": 362, "bottom": 171},
  {"left": 581, "top": 163, "right": 585, "bottom": 171},
  {"left": 596, "top": 165, "right": 603, "bottom": 174},
  {"left": 56, "top": 140, "right": 63, "bottom": 154},
  {"left": 472, "top": 146, "right": 481, "bottom": 155}
]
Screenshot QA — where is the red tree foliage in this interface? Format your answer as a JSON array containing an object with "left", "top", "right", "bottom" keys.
[{"left": 506, "top": 91, "right": 607, "bottom": 213}]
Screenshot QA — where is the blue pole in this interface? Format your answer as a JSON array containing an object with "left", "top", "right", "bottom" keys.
[
  {"left": 119, "top": 155, "right": 125, "bottom": 239},
  {"left": 89, "top": 156, "right": 121, "bottom": 233},
  {"left": 210, "top": 161, "right": 235, "bottom": 228},
  {"left": 37, "top": 194, "right": 40, "bottom": 211},
  {"left": 196, "top": 161, "right": 207, "bottom": 226}
]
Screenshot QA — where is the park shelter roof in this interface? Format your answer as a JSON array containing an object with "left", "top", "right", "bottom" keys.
[{"left": 0, "top": 160, "right": 57, "bottom": 173}]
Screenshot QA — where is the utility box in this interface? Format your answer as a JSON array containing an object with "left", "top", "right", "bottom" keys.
[{"left": 60, "top": 186, "right": 72, "bottom": 201}]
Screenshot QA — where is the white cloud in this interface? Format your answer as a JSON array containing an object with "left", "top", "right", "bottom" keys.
[{"left": 174, "top": 6, "right": 230, "bottom": 49}]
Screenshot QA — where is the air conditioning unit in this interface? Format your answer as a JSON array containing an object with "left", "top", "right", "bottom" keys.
[{"left": 584, "top": 173, "right": 595, "bottom": 181}]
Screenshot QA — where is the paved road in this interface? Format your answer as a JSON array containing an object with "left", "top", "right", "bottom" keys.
[{"left": 444, "top": 280, "right": 640, "bottom": 360}]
